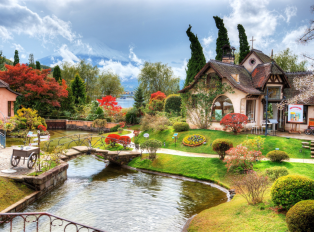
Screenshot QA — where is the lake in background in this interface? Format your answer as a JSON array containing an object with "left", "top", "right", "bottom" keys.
[{"left": 116, "top": 98, "right": 135, "bottom": 108}]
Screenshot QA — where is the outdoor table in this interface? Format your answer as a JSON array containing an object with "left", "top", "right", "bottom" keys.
[{"left": 11, "top": 146, "right": 40, "bottom": 169}]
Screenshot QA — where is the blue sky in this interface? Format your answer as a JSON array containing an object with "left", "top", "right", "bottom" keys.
[{"left": 0, "top": 0, "right": 313, "bottom": 81}]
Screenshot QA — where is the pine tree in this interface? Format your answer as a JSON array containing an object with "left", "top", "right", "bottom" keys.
[
  {"left": 53, "top": 65, "right": 62, "bottom": 82},
  {"left": 213, "top": 16, "right": 230, "bottom": 61},
  {"left": 184, "top": 25, "right": 206, "bottom": 87},
  {"left": 13, "top": 50, "right": 19, "bottom": 66},
  {"left": 61, "top": 87, "right": 75, "bottom": 112},
  {"left": 71, "top": 73, "right": 86, "bottom": 105},
  {"left": 133, "top": 87, "right": 145, "bottom": 108},
  {"left": 35, "top": 61, "right": 41, "bottom": 70},
  {"left": 0, "top": 51, "right": 6, "bottom": 70},
  {"left": 237, "top": 24, "right": 250, "bottom": 64}
]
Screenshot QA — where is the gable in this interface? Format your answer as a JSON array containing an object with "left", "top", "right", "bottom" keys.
[{"left": 242, "top": 52, "right": 263, "bottom": 73}]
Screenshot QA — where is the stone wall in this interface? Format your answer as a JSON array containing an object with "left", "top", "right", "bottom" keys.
[
  {"left": 45, "top": 119, "right": 118, "bottom": 131},
  {"left": 97, "top": 151, "right": 141, "bottom": 165}
]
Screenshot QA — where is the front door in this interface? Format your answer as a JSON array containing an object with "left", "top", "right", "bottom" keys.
[{"left": 277, "top": 108, "right": 285, "bottom": 131}]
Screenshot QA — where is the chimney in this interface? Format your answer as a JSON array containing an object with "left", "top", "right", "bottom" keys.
[{"left": 221, "top": 44, "right": 235, "bottom": 64}]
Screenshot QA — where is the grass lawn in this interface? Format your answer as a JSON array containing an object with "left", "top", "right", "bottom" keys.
[
  {"left": 128, "top": 154, "right": 314, "bottom": 231},
  {"left": 136, "top": 127, "right": 311, "bottom": 159},
  {"left": 0, "top": 177, "right": 33, "bottom": 211}
]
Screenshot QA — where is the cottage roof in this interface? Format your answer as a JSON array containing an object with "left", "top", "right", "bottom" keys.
[
  {"left": 178, "top": 60, "right": 262, "bottom": 95},
  {"left": 283, "top": 71, "right": 314, "bottom": 105},
  {"left": 0, "top": 79, "right": 22, "bottom": 96},
  {"left": 251, "top": 62, "right": 290, "bottom": 89},
  {"left": 240, "top": 49, "right": 272, "bottom": 65}
]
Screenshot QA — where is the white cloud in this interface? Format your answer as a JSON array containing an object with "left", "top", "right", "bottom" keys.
[
  {"left": 129, "top": 47, "right": 143, "bottom": 65},
  {"left": 21, "top": 54, "right": 26, "bottom": 59},
  {"left": 9, "top": 57, "right": 13, "bottom": 61},
  {"left": 50, "top": 44, "right": 81, "bottom": 67},
  {"left": 223, "top": 0, "right": 282, "bottom": 49},
  {"left": 202, "top": 35, "right": 215, "bottom": 61},
  {"left": 98, "top": 59, "right": 141, "bottom": 80},
  {"left": 172, "top": 59, "right": 187, "bottom": 80},
  {"left": 285, "top": 6, "right": 297, "bottom": 23},
  {"left": 0, "top": 1, "right": 78, "bottom": 42},
  {"left": 202, "top": 36, "right": 214, "bottom": 47},
  {"left": 12, "top": 43, "right": 24, "bottom": 51}
]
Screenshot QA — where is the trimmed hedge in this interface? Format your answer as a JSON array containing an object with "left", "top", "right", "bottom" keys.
[
  {"left": 286, "top": 200, "right": 314, "bottom": 232},
  {"left": 164, "top": 94, "right": 182, "bottom": 113},
  {"left": 266, "top": 150, "right": 290, "bottom": 162},
  {"left": 271, "top": 175, "right": 314, "bottom": 209},
  {"left": 265, "top": 167, "right": 289, "bottom": 181},
  {"left": 173, "top": 122, "right": 189, "bottom": 132},
  {"left": 212, "top": 139, "right": 233, "bottom": 160},
  {"left": 110, "top": 124, "right": 121, "bottom": 132}
]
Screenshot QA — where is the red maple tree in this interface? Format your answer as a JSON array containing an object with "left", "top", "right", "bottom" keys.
[
  {"left": 220, "top": 113, "right": 248, "bottom": 134},
  {"left": 150, "top": 91, "right": 166, "bottom": 102},
  {"left": 0, "top": 64, "right": 68, "bottom": 107},
  {"left": 119, "top": 135, "right": 131, "bottom": 148},
  {"left": 105, "top": 134, "right": 121, "bottom": 146},
  {"left": 97, "top": 95, "right": 123, "bottom": 116}
]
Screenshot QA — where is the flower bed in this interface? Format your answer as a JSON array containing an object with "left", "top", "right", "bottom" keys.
[{"left": 182, "top": 134, "right": 206, "bottom": 147}]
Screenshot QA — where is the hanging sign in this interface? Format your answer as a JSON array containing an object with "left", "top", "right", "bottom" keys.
[
  {"left": 288, "top": 104, "right": 304, "bottom": 123},
  {"left": 143, "top": 133, "right": 149, "bottom": 138}
]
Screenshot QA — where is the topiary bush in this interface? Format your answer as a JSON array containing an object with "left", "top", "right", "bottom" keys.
[
  {"left": 271, "top": 175, "right": 314, "bottom": 210},
  {"left": 265, "top": 167, "right": 289, "bottom": 181},
  {"left": 266, "top": 150, "right": 290, "bottom": 162},
  {"left": 110, "top": 124, "right": 121, "bottom": 132},
  {"left": 164, "top": 94, "right": 182, "bottom": 114},
  {"left": 212, "top": 139, "right": 233, "bottom": 160},
  {"left": 173, "top": 122, "right": 189, "bottom": 132},
  {"left": 140, "top": 139, "right": 162, "bottom": 160},
  {"left": 286, "top": 200, "right": 314, "bottom": 232}
]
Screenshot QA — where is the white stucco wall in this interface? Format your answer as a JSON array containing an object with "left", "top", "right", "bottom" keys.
[{"left": 242, "top": 53, "right": 263, "bottom": 73}]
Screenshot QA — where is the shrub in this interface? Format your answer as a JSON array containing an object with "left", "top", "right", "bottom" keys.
[
  {"left": 140, "top": 139, "right": 162, "bottom": 160},
  {"left": 119, "top": 122, "right": 126, "bottom": 128},
  {"left": 140, "top": 114, "right": 169, "bottom": 132},
  {"left": 212, "top": 139, "right": 233, "bottom": 160},
  {"left": 225, "top": 145, "right": 264, "bottom": 172},
  {"left": 271, "top": 175, "right": 314, "bottom": 209},
  {"left": 95, "top": 107, "right": 105, "bottom": 119},
  {"left": 110, "top": 124, "right": 121, "bottom": 132},
  {"left": 168, "top": 116, "right": 185, "bottom": 125},
  {"left": 118, "top": 128, "right": 123, "bottom": 134},
  {"left": 119, "top": 136, "right": 131, "bottom": 149},
  {"left": 173, "top": 122, "right": 189, "bottom": 132},
  {"left": 265, "top": 167, "right": 289, "bottom": 181},
  {"left": 18, "top": 121, "right": 27, "bottom": 129},
  {"left": 232, "top": 173, "right": 270, "bottom": 205},
  {"left": 125, "top": 108, "right": 138, "bottom": 124},
  {"left": 183, "top": 134, "right": 206, "bottom": 147},
  {"left": 37, "top": 125, "right": 47, "bottom": 132},
  {"left": 220, "top": 113, "right": 248, "bottom": 134},
  {"left": 286, "top": 200, "right": 314, "bottom": 232},
  {"left": 164, "top": 94, "right": 182, "bottom": 114},
  {"left": 147, "top": 99, "right": 164, "bottom": 114},
  {"left": 150, "top": 91, "right": 166, "bottom": 102},
  {"left": 266, "top": 150, "right": 290, "bottom": 162},
  {"left": 105, "top": 134, "right": 121, "bottom": 147}
]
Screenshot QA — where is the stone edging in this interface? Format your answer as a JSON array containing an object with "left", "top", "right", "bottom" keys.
[{"left": 0, "top": 191, "right": 40, "bottom": 213}]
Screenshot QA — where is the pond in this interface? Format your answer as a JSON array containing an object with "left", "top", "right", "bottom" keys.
[{"left": 2, "top": 155, "right": 228, "bottom": 232}]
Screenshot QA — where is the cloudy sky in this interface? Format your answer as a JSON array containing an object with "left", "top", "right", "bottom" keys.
[{"left": 0, "top": 0, "right": 313, "bottom": 81}]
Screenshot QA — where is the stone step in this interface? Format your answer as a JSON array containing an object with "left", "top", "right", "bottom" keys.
[
  {"left": 303, "top": 146, "right": 310, "bottom": 149},
  {"left": 64, "top": 149, "right": 81, "bottom": 157},
  {"left": 311, "top": 147, "right": 314, "bottom": 150},
  {"left": 302, "top": 142, "right": 309, "bottom": 145},
  {"left": 312, "top": 155, "right": 314, "bottom": 159},
  {"left": 311, "top": 151, "right": 314, "bottom": 155}
]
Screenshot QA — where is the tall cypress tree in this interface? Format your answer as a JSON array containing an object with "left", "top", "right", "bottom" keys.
[
  {"left": 71, "top": 73, "right": 86, "bottom": 105},
  {"left": 184, "top": 25, "right": 206, "bottom": 87},
  {"left": 13, "top": 50, "right": 19, "bottom": 66},
  {"left": 36, "top": 61, "right": 41, "bottom": 70},
  {"left": 0, "top": 51, "right": 6, "bottom": 70},
  {"left": 133, "top": 87, "right": 145, "bottom": 108},
  {"left": 237, "top": 24, "right": 250, "bottom": 64},
  {"left": 213, "top": 16, "right": 230, "bottom": 61},
  {"left": 53, "top": 65, "right": 62, "bottom": 82}
]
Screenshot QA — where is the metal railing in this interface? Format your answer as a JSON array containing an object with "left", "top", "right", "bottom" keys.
[{"left": 0, "top": 212, "right": 105, "bottom": 232}]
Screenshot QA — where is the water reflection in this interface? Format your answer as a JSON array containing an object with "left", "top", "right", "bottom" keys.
[{"left": 2, "top": 155, "right": 227, "bottom": 232}]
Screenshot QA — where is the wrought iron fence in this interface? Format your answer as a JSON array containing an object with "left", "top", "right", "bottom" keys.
[{"left": 0, "top": 212, "right": 105, "bottom": 232}]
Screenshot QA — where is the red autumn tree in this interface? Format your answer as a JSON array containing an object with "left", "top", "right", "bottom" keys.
[
  {"left": 220, "top": 113, "right": 248, "bottom": 134},
  {"left": 150, "top": 91, "right": 166, "bottom": 102},
  {"left": 105, "top": 134, "right": 121, "bottom": 146},
  {"left": 147, "top": 91, "right": 167, "bottom": 115},
  {"left": 97, "top": 95, "right": 123, "bottom": 117},
  {"left": 119, "top": 135, "right": 131, "bottom": 149},
  {"left": 0, "top": 64, "right": 68, "bottom": 109}
]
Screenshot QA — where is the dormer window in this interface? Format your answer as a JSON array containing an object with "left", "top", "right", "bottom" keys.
[{"left": 231, "top": 74, "right": 239, "bottom": 82}]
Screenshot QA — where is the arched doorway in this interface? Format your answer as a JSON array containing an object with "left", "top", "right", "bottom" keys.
[{"left": 212, "top": 95, "right": 234, "bottom": 121}]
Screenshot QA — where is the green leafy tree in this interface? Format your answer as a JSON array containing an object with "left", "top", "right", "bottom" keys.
[
  {"left": 274, "top": 48, "right": 307, "bottom": 72},
  {"left": 213, "top": 16, "right": 230, "bottom": 61},
  {"left": 133, "top": 87, "right": 145, "bottom": 108},
  {"left": 138, "top": 61, "right": 180, "bottom": 101},
  {"left": 185, "top": 25, "right": 206, "bottom": 87},
  {"left": 13, "top": 50, "right": 19, "bottom": 66},
  {"left": 237, "top": 24, "right": 250, "bottom": 63},
  {"left": 35, "top": 61, "right": 41, "bottom": 70},
  {"left": 0, "top": 51, "right": 6, "bottom": 71},
  {"left": 53, "top": 65, "right": 62, "bottom": 82},
  {"left": 96, "top": 70, "right": 124, "bottom": 97},
  {"left": 71, "top": 73, "right": 86, "bottom": 105}
]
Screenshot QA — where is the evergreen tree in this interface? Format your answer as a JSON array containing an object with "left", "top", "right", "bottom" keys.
[
  {"left": 213, "top": 16, "right": 230, "bottom": 61},
  {"left": 61, "top": 87, "right": 75, "bottom": 112},
  {"left": 237, "top": 24, "right": 250, "bottom": 64},
  {"left": 35, "top": 61, "right": 41, "bottom": 70},
  {"left": 53, "top": 65, "right": 62, "bottom": 82},
  {"left": 71, "top": 73, "right": 86, "bottom": 105},
  {"left": 133, "top": 87, "right": 145, "bottom": 108},
  {"left": 184, "top": 25, "right": 206, "bottom": 87},
  {"left": 0, "top": 51, "right": 6, "bottom": 70},
  {"left": 28, "top": 54, "right": 35, "bottom": 69},
  {"left": 13, "top": 50, "right": 19, "bottom": 66}
]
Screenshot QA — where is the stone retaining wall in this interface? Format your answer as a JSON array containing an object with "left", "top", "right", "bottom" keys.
[{"left": 45, "top": 119, "right": 118, "bottom": 131}]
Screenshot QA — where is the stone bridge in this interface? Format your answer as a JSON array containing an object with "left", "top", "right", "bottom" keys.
[{"left": 62, "top": 146, "right": 141, "bottom": 165}]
